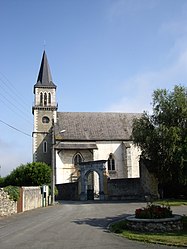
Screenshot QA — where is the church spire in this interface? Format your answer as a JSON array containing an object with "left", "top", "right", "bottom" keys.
[
  {"left": 34, "top": 51, "right": 56, "bottom": 91},
  {"left": 32, "top": 51, "right": 58, "bottom": 165}
]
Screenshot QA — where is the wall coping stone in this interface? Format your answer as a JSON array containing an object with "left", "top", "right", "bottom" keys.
[{"left": 126, "top": 214, "right": 182, "bottom": 223}]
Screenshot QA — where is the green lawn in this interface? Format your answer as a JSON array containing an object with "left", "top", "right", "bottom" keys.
[
  {"left": 154, "top": 199, "right": 187, "bottom": 206},
  {"left": 110, "top": 216, "right": 187, "bottom": 247}
]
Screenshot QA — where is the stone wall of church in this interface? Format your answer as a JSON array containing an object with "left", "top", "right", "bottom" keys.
[
  {"left": 55, "top": 141, "right": 141, "bottom": 184},
  {"left": 34, "top": 88, "right": 56, "bottom": 107},
  {"left": 129, "top": 144, "right": 141, "bottom": 177},
  {"left": 93, "top": 141, "right": 140, "bottom": 179},
  {"left": 93, "top": 141, "right": 125, "bottom": 178},
  {"left": 33, "top": 108, "right": 54, "bottom": 165},
  {"left": 55, "top": 149, "right": 93, "bottom": 184}
]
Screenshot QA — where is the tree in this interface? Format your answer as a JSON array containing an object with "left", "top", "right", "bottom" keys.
[
  {"left": 4, "top": 162, "right": 52, "bottom": 186},
  {"left": 131, "top": 85, "right": 187, "bottom": 193},
  {"left": 0, "top": 177, "right": 5, "bottom": 187}
]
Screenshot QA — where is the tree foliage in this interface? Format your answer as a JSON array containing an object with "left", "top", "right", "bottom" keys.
[
  {"left": 4, "top": 162, "right": 52, "bottom": 186},
  {"left": 131, "top": 85, "right": 187, "bottom": 187},
  {"left": 0, "top": 177, "right": 5, "bottom": 187}
]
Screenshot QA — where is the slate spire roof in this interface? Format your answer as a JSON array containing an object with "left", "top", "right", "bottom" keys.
[{"left": 34, "top": 51, "right": 56, "bottom": 91}]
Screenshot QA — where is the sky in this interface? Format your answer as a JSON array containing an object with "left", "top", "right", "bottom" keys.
[{"left": 0, "top": 0, "right": 187, "bottom": 177}]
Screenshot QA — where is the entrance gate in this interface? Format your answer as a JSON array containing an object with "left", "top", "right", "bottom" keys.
[{"left": 78, "top": 160, "right": 107, "bottom": 201}]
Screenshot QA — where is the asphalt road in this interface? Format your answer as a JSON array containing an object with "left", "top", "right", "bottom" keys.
[{"left": 0, "top": 201, "right": 186, "bottom": 249}]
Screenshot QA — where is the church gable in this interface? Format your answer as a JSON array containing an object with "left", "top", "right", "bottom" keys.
[{"left": 55, "top": 112, "right": 142, "bottom": 141}]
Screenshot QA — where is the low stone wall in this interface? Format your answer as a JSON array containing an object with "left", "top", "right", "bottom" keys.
[
  {"left": 18, "top": 186, "right": 42, "bottom": 212},
  {"left": 0, "top": 188, "right": 17, "bottom": 217},
  {"left": 126, "top": 215, "right": 183, "bottom": 232},
  {"left": 56, "top": 182, "right": 78, "bottom": 200},
  {"left": 107, "top": 178, "right": 144, "bottom": 200},
  {"left": 107, "top": 163, "right": 158, "bottom": 201}
]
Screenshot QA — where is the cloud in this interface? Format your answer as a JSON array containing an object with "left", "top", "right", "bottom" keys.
[
  {"left": 104, "top": 0, "right": 187, "bottom": 114},
  {"left": 0, "top": 138, "right": 32, "bottom": 177},
  {"left": 106, "top": 0, "right": 157, "bottom": 21},
  {"left": 107, "top": 47, "right": 187, "bottom": 113}
]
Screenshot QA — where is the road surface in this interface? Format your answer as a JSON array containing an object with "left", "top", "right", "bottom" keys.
[{"left": 0, "top": 201, "right": 186, "bottom": 249}]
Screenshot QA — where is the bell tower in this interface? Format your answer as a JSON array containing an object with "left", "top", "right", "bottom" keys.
[{"left": 32, "top": 51, "right": 57, "bottom": 165}]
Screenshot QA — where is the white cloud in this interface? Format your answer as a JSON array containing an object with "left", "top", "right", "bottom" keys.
[
  {"left": 107, "top": 47, "right": 187, "bottom": 113},
  {"left": 0, "top": 138, "right": 32, "bottom": 177},
  {"left": 106, "top": 0, "right": 157, "bottom": 21}
]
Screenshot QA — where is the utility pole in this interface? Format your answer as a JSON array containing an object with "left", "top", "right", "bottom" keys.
[{"left": 51, "top": 119, "right": 55, "bottom": 205}]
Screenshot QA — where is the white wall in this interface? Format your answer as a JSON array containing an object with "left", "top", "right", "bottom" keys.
[
  {"left": 55, "top": 141, "right": 140, "bottom": 184},
  {"left": 93, "top": 141, "right": 124, "bottom": 178},
  {"left": 93, "top": 141, "right": 140, "bottom": 178},
  {"left": 55, "top": 149, "right": 93, "bottom": 184}
]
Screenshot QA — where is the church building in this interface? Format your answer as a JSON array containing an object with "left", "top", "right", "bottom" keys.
[{"left": 32, "top": 51, "right": 143, "bottom": 199}]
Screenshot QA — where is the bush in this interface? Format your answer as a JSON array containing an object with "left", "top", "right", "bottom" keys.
[
  {"left": 4, "top": 162, "right": 52, "bottom": 186},
  {"left": 4, "top": 186, "right": 20, "bottom": 201},
  {"left": 135, "top": 204, "right": 173, "bottom": 219}
]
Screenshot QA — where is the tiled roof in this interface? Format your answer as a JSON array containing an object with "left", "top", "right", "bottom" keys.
[{"left": 55, "top": 112, "right": 142, "bottom": 141}]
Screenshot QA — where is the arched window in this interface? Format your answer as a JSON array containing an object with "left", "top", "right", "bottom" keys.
[
  {"left": 108, "top": 153, "right": 115, "bottom": 171},
  {"left": 44, "top": 93, "right": 47, "bottom": 106},
  {"left": 48, "top": 93, "right": 51, "bottom": 104},
  {"left": 40, "top": 92, "right": 43, "bottom": 105},
  {"left": 43, "top": 140, "right": 47, "bottom": 153},
  {"left": 73, "top": 153, "right": 83, "bottom": 166}
]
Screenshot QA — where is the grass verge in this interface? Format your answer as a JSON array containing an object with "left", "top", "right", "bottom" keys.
[
  {"left": 110, "top": 216, "right": 187, "bottom": 247},
  {"left": 154, "top": 199, "right": 187, "bottom": 206}
]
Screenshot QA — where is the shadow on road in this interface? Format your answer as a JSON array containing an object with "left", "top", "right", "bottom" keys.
[{"left": 72, "top": 213, "right": 129, "bottom": 231}]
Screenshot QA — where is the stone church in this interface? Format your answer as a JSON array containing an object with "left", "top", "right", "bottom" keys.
[{"left": 32, "top": 51, "right": 157, "bottom": 200}]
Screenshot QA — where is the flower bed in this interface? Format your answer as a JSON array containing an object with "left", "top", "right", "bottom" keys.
[
  {"left": 135, "top": 204, "right": 172, "bottom": 219},
  {"left": 126, "top": 215, "right": 183, "bottom": 232},
  {"left": 125, "top": 203, "right": 183, "bottom": 232}
]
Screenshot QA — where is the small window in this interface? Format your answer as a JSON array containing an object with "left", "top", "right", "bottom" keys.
[
  {"left": 42, "top": 116, "right": 50, "bottom": 123},
  {"left": 44, "top": 93, "right": 47, "bottom": 106},
  {"left": 108, "top": 153, "right": 115, "bottom": 171},
  {"left": 43, "top": 141, "right": 47, "bottom": 153},
  {"left": 40, "top": 92, "right": 43, "bottom": 105},
  {"left": 74, "top": 153, "right": 83, "bottom": 166},
  {"left": 48, "top": 93, "right": 51, "bottom": 104}
]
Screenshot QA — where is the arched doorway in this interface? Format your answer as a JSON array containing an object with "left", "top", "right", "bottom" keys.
[
  {"left": 86, "top": 170, "right": 100, "bottom": 200},
  {"left": 78, "top": 160, "right": 107, "bottom": 201}
]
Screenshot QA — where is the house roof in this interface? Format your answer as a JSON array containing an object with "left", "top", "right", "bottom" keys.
[
  {"left": 34, "top": 51, "right": 56, "bottom": 92},
  {"left": 55, "top": 112, "right": 142, "bottom": 141}
]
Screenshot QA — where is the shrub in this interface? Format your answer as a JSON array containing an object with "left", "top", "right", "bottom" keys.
[
  {"left": 4, "top": 186, "right": 20, "bottom": 201},
  {"left": 135, "top": 204, "right": 173, "bottom": 219},
  {"left": 4, "top": 162, "right": 52, "bottom": 186}
]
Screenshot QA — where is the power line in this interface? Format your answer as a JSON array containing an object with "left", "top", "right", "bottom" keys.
[
  {"left": 0, "top": 91, "right": 32, "bottom": 125},
  {"left": 0, "top": 73, "right": 32, "bottom": 125},
  {"left": 0, "top": 119, "right": 31, "bottom": 137},
  {"left": 0, "top": 71, "right": 30, "bottom": 107},
  {"left": 0, "top": 76, "right": 27, "bottom": 110}
]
